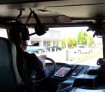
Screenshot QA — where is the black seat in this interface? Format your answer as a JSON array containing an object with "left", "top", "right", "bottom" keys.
[{"left": 0, "top": 37, "right": 21, "bottom": 92}]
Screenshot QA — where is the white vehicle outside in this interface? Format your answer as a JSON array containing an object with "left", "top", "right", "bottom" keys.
[{"left": 73, "top": 45, "right": 93, "bottom": 54}]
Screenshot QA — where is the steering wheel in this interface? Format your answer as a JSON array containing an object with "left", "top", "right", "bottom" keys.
[{"left": 32, "top": 57, "right": 56, "bottom": 83}]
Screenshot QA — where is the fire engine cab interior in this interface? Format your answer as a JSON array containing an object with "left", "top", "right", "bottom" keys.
[{"left": 0, "top": 0, "right": 105, "bottom": 92}]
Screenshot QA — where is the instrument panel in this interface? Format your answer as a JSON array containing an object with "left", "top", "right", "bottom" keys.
[
  {"left": 45, "top": 62, "right": 103, "bottom": 92},
  {"left": 45, "top": 63, "right": 90, "bottom": 80}
]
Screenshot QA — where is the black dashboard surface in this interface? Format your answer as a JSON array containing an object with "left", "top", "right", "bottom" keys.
[
  {"left": 45, "top": 62, "right": 105, "bottom": 92},
  {"left": 46, "top": 63, "right": 90, "bottom": 80}
]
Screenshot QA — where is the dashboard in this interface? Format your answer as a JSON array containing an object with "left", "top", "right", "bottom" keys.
[{"left": 45, "top": 62, "right": 105, "bottom": 92}]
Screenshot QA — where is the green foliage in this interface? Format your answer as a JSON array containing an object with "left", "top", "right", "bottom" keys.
[
  {"left": 47, "top": 41, "right": 50, "bottom": 46},
  {"left": 77, "top": 30, "right": 88, "bottom": 45},
  {"left": 87, "top": 35, "right": 94, "bottom": 47},
  {"left": 61, "top": 37, "right": 77, "bottom": 48},
  {"left": 54, "top": 41, "right": 58, "bottom": 46},
  {"left": 77, "top": 30, "right": 94, "bottom": 46},
  {"left": 61, "top": 38, "right": 66, "bottom": 48},
  {"left": 61, "top": 30, "right": 94, "bottom": 48},
  {"left": 68, "top": 38, "right": 77, "bottom": 48}
]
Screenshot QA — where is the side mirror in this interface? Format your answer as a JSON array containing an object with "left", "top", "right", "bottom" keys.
[
  {"left": 33, "top": 43, "right": 39, "bottom": 46},
  {"left": 27, "top": 43, "right": 39, "bottom": 46}
]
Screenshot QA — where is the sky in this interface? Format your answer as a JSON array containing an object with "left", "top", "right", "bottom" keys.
[
  {"left": 29, "top": 26, "right": 95, "bottom": 39},
  {"left": 49, "top": 27, "right": 102, "bottom": 44},
  {"left": 49, "top": 27, "right": 93, "bottom": 38}
]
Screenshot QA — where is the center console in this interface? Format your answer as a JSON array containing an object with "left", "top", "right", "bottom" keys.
[{"left": 57, "top": 58, "right": 105, "bottom": 92}]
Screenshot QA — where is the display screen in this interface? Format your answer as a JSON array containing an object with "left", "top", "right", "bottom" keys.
[
  {"left": 57, "top": 69, "right": 68, "bottom": 75},
  {"left": 54, "top": 67, "right": 71, "bottom": 77}
]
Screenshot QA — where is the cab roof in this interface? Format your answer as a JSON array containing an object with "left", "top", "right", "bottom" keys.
[{"left": 0, "top": 0, "right": 105, "bottom": 26}]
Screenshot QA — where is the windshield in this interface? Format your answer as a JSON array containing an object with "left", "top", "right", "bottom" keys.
[{"left": 27, "top": 27, "right": 103, "bottom": 66}]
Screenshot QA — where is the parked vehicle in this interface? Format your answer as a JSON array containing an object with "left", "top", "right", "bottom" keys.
[
  {"left": 26, "top": 46, "right": 46, "bottom": 53},
  {"left": 46, "top": 46, "right": 62, "bottom": 52},
  {"left": 73, "top": 45, "right": 93, "bottom": 54}
]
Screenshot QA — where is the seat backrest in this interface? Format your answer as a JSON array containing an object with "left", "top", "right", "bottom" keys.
[{"left": 0, "top": 37, "right": 21, "bottom": 92}]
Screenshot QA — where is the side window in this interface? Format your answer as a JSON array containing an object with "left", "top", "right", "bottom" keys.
[{"left": 0, "top": 28, "right": 8, "bottom": 38}]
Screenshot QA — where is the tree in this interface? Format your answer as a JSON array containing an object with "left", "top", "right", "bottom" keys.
[
  {"left": 77, "top": 30, "right": 94, "bottom": 46},
  {"left": 68, "top": 38, "right": 77, "bottom": 48},
  {"left": 61, "top": 38, "right": 66, "bottom": 48},
  {"left": 77, "top": 30, "right": 88, "bottom": 45},
  {"left": 87, "top": 35, "right": 94, "bottom": 47},
  {"left": 61, "top": 37, "right": 77, "bottom": 48},
  {"left": 54, "top": 41, "right": 58, "bottom": 46},
  {"left": 47, "top": 41, "right": 50, "bottom": 46},
  {"left": 61, "top": 30, "right": 94, "bottom": 48}
]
